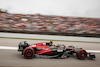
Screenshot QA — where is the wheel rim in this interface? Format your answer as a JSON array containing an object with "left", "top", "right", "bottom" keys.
[
  {"left": 26, "top": 50, "right": 32, "bottom": 57},
  {"left": 78, "top": 50, "right": 87, "bottom": 60},
  {"left": 23, "top": 48, "right": 34, "bottom": 59}
]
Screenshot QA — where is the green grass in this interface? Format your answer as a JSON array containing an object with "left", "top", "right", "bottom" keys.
[{"left": 0, "top": 37, "right": 100, "bottom": 43}]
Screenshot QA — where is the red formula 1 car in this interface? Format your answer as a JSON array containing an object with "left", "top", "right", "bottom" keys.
[{"left": 18, "top": 41, "right": 95, "bottom": 60}]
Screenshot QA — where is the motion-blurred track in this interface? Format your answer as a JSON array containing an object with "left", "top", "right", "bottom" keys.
[{"left": 0, "top": 38, "right": 100, "bottom": 67}]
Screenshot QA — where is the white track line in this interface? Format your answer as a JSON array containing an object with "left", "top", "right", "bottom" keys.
[
  {"left": 86, "top": 50, "right": 100, "bottom": 53},
  {"left": 0, "top": 46, "right": 17, "bottom": 50},
  {"left": 0, "top": 46, "right": 100, "bottom": 53}
]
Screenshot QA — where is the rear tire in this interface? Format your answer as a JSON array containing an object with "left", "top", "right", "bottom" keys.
[
  {"left": 76, "top": 49, "right": 87, "bottom": 60},
  {"left": 23, "top": 47, "right": 35, "bottom": 59}
]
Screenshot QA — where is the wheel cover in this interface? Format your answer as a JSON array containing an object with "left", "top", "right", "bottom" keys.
[
  {"left": 78, "top": 50, "right": 87, "bottom": 60},
  {"left": 26, "top": 50, "right": 32, "bottom": 57},
  {"left": 23, "top": 48, "right": 34, "bottom": 59}
]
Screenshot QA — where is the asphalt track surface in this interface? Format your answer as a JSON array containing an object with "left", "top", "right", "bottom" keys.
[{"left": 0, "top": 38, "right": 100, "bottom": 67}]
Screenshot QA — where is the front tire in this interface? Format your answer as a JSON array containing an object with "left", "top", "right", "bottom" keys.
[
  {"left": 23, "top": 47, "right": 35, "bottom": 59},
  {"left": 76, "top": 49, "right": 87, "bottom": 60}
]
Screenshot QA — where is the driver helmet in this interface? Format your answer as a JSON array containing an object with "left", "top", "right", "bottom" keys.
[{"left": 50, "top": 40, "right": 53, "bottom": 45}]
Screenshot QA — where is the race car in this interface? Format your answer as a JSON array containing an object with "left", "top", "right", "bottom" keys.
[{"left": 18, "top": 41, "right": 95, "bottom": 60}]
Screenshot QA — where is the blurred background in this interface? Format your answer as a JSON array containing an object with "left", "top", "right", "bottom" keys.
[
  {"left": 0, "top": 0, "right": 100, "bottom": 37},
  {"left": 0, "top": 1, "right": 100, "bottom": 67}
]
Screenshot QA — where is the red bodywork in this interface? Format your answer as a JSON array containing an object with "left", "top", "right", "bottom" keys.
[
  {"left": 29, "top": 42, "right": 53, "bottom": 54},
  {"left": 18, "top": 41, "right": 95, "bottom": 59},
  {"left": 29, "top": 42, "right": 80, "bottom": 55}
]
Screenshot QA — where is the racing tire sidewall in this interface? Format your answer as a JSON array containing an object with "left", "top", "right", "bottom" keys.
[
  {"left": 76, "top": 49, "right": 87, "bottom": 60},
  {"left": 23, "top": 47, "right": 34, "bottom": 59}
]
